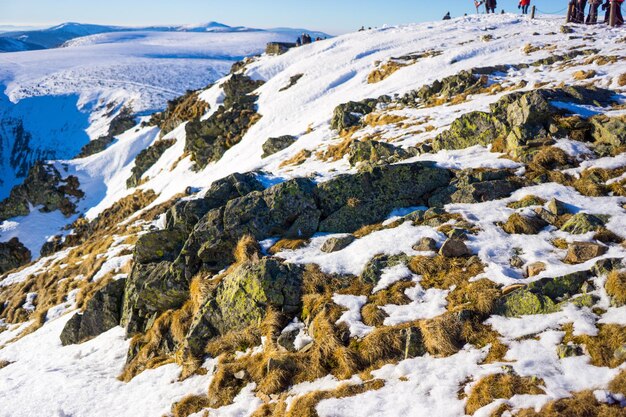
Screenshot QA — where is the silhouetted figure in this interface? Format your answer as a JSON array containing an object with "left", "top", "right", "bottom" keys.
[
  {"left": 359, "top": 26, "right": 365, "bottom": 31},
  {"left": 576, "top": 0, "right": 588, "bottom": 22},
  {"left": 296, "top": 37, "right": 302, "bottom": 47},
  {"left": 475, "top": 0, "right": 485, "bottom": 13},
  {"left": 486, "top": 0, "right": 497, "bottom": 13},
  {"left": 443, "top": 11, "right": 451, "bottom": 20},
  {"left": 301, "top": 33, "right": 312, "bottom": 45}
]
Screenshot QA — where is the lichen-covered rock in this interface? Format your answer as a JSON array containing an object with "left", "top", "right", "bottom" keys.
[
  {"left": 361, "top": 254, "right": 410, "bottom": 285},
  {"left": 165, "top": 172, "right": 264, "bottom": 234},
  {"left": 60, "top": 278, "right": 126, "bottom": 345},
  {"left": 413, "top": 237, "right": 437, "bottom": 252},
  {"left": 126, "top": 139, "right": 175, "bottom": 188},
  {"left": 347, "top": 140, "right": 415, "bottom": 167},
  {"left": 330, "top": 98, "right": 380, "bottom": 131},
  {"left": 315, "top": 162, "right": 451, "bottom": 233},
  {"left": 590, "top": 115, "right": 626, "bottom": 147},
  {"left": 182, "top": 178, "right": 319, "bottom": 274},
  {"left": 40, "top": 235, "right": 64, "bottom": 257},
  {"left": 321, "top": 235, "right": 356, "bottom": 253},
  {"left": 185, "top": 258, "right": 303, "bottom": 354},
  {"left": 560, "top": 213, "right": 605, "bottom": 234},
  {"left": 262, "top": 135, "right": 297, "bottom": 158},
  {"left": 0, "top": 163, "right": 83, "bottom": 222},
  {"left": 547, "top": 198, "right": 569, "bottom": 216},
  {"left": 496, "top": 288, "right": 558, "bottom": 317},
  {"left": 526, "top": 270, "right": 591, "bottom": 301},
  {"left": 557, "top": 343, "right": 583, "bottom": 358},
  {"left": 400, "top": 70, "right": 487, "bottom": 106},
  {"left": 526, "top": 261, "right": 546, "bottom": 277},
  {"left": 121, "top": 262, "right": 188, "bottom": 335},
  {"left": 0, "top": 237, "right": 31, "bottom": 274},
  {"left": 428, "top": 169, "right": 521, "bottom": 207},
  {"left": 185, "top": 74, "right": 264, "bottom": 169},
  {"left": 134, "top": 229, "right": 188, "bottom": 265},
  {"left": 564, "top": 241, "right": 608, "bottom": 264},
  {"left": 439, "top": 238, "right": 472, "bottom": 258}
]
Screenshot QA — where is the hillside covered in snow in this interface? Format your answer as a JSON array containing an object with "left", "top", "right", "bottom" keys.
[{"left": 0, "top": 13, "right": 626, "bottom": 417}]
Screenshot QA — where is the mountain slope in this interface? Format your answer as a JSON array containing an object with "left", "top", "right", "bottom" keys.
[{"left": 0, "top": 14, "right": 625, "bottom": 417}]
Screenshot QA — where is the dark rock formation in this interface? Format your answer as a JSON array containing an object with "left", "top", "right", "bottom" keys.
[
  {"left": 60, "top": 278, "right": 126, "bottom": 345},
  {"left": 78, "top": 106, "right": 135, "bottom": 158},
  {"left": 126, "top": 139, "right": 175, "bottom": 188},
  {"left": 262, "top": 135, "right": 297, "bottom": 158},
  {"left": 0, "top": 238, "right": 31, "bottom": 274}
]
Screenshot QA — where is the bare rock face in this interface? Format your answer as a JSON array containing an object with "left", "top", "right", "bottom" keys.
[
  {"left": 439, "top": 238, "right": 472, "bottom": 257},
  {"left": 321, "top": 235, "right": 356, "bottom": 253},
  {"left": 0, "top": 237, "right": 31, "bottom": 274},
  {"left": 60, "top": 278, "right": 126, "bottom": 345},
  {"left": 564, "top": 241, "right": 608, "bottom": 264}
]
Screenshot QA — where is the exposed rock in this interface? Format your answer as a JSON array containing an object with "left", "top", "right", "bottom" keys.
[
  {"left": 439, "top": 238, "right": 471, "bottom": 258},
  {"left": 526, "top": 262, "right": 546, "bottom": 277},
  {"left": 165, "top": 172, "right": 264, "bottom": 234},
  {"left": 400, "top": 70, "right": 487, "bottom": 106},
  {"left": 185, "top": 258, "right": 303, "bottom": 354},
  {"left": 149, "top": 89, "right": 209, "bottom": 137},
  {"left": 413, "top": 237, "right": 437, "bottom": 252},
  {"left": 347, "top": 140, "right": 415, "bottom": 167},
  {"left": 428, "top": 169, "right": 521, "bottom": 207},
  {"left": 266, "top": 42, "right": 296, "bottom": 55},
  {"left": 126, "top": 139, "right": 175, "bottom": 188},
  {"left": 134, "top": 229, "right": 188, "bottom": 265},
  {"left": 360, "top": 254, "right": 410, "bottom": 285},
  {"left": 321, "top": 235, "right": 356, "bottom": 253},
  {"left": 510, "top": 255, "right": 525, "bottom": 268},
  {"left": 526, "top": 271, "right": 591, "bottom": 300},
  {"left": 315, "top": 162, "right": 451, "bottom": 233},
  {"left": 78, "top": 106, "right": 135, "bottom": 157},
  {"left": 502, "top": 212, "right": 548, "bottom": 235},
  {"left": 277, "top": 328, "right": 300, "bottom": 352},
  {"left": 590, "top": 115, "right": 626, "bottom": 147},
  {"left": 403, "top": 326, "right": 426, "bottom": 359},
  {"left": 330, "top": 98, "right": 380, "bottom": 131},
  {"left": 547, "top": 198, "right": 569, "bottom": 216},
  {"left": 40, "top": 235, "right": 64, "bottom": 257},
  {"left": 533, "top": 207, "right": 559, "bottom": 225},
  {"left": 0, "top": 238, "right": 31, "bottom": 274},
  {"left": 563, "top": 241, "right": 608, "bottom": 264},
  {"left": 182, "top": 178, "right": 319, "bottom": 273},
  {"left": 496, "top": 288, "right": 558, "bottom": 317},
  {"left": 592, "top": 258, "right": 624, "bottom": 276},
  {"left": 262, "top": 135, "right": 297, "bottom": 158},
  {"left": 557, "top": 343, "right": 583, "bottom": 358},
  {"left": 560, "top": 213, "right": 605, "bottom": 234},
  {"left": 279, "top": 74, "right": 303, "bottom": 92},
  {"left": 185, "top": 74, "right": 264, "bottom": 169},
  {"left": 0, "top": 163, "right": 83, "bottom": 222},
  {"left": 60, "top": 278, "right": 126, "bottom": 345}
]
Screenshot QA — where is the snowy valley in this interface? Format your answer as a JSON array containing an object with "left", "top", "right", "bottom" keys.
[{"left": 0, "top": 13, "right": 625, "bottom": 417}]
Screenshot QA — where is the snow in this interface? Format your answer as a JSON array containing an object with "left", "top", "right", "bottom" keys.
[
  {"left": 0, "top": 314, "right": 211, "bottom": 417},
  {"left": 372, "top": 264, "right": 414, "bottom": 293},
  {"left": 333, "top": 294, "right": 373, "bottom": 338},
  {"left": 381, "top": 281, "right": 449, "bottom": 326}
]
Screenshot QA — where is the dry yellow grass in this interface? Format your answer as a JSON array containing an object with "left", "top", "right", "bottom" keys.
[
  {"left": 610, "top": 369, "right": 626, "bottom": 396},
  {"left": 170, "top": 394, "right": 211, "bottom": 417},
  {"left": 516, "top": 390, "right": 626, "bottom": 417},
  {"left": 606, "top": 271, "right": 626, "bottom": 306},
  {"left": 563, "top": 323, "right": 626, "bottom": 368},
  {"left": 234, "top": 234, "right": 261, "bottom": 264},
  {"left": 268, "top": 239, "right": 309, "bottom": 254},
  {"left": 465, "top": 373, "right": 545, "bottom": 415},
  {"left": 279, "top": 149, "right": 312, "bottom": 168},
  {"left": 409, "top": 255, "right": 485, "bottom": 290},
  {"left": 446, "top": 279, "right": 501, "bottom": 316}
]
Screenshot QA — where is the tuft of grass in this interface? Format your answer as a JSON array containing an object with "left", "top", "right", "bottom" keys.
[
  {"left": 170, "top": 394, "right": 211, "bottom": 417},
  {"left": 563, "top": 323, "right": 626, "bottom": 368},
  {"left": 279, "top": 149, "right": 312, "bottom": 168},
  {"left": 529, "top": 147, "right": 574, "bottom": 171},
  {"left": 507, "top": 195, "right": 546, "bottom": 209},
  {"left": 609, "top": 369, "right": 626, "bottom": 396},
  {"left": 606, "top": 271, "right": 626, "bottom": 307},
  {"left": 446, "top": 279, "right": 501, "bottom": 316},
  {"left": 516, "top": 390, "right": 626, "bottom": 417},
  {"left": 409, "top": 255, "right": 485, "bottom": 290},
  {"left": 234, "top": 235, "right": 261, "bottom": 264},
  {"left": 268, "top": 239, "right": 309, "bottom": 254},
  {"left": 465, "top": 373, "right": 545, "bottom": 415},
  {"left": 420, "top": 311, "right": 466, "bottom": 356}
]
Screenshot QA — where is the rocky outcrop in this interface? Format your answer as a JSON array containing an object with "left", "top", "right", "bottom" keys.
[
  {"left": 428, "top": 169, "right": 522, "bottom": 207},
  {"left": 185, "top": 75, "right": 264, "bottom": 169},
  {"left": 330, "top": 98, "right": 388, "bottom": 132},
  {"left": 149, "top": 89, "right": 209, "bottom": 137},
  {"left": 564, "top": 241, "right": 607, "bottom": 264},
  {"left": 60, "top": 278, "right": 126, "bottom": 345},
  {"left": 78, "top": 106, "right": 135, "bottom": 158},
  {"left": 347, "top": 140, "right": 416, "bottom": 167},
  {"left": 126, "top": 139, "right": 175, "bottom": 188},
  {"left": 0, "top": 163, "right": 83, "bottom": 222},
  {"left": 266, "top": 42, "right": 296, "bottom": 55},
  {"left": 0, "top": 238, "right": 31, "bottom": 274},
  {"left": 400, "top": 70, "right": 488, "bottom": 106},
  {"left": 590, "top": 115, "right": 626, "bottom": 147},
  {"left": 185, "top": 258, "right": 304, "bottom": 354},
  {"left": 430, "top": 86, "right": 615, "bottom": 159},
  {"left": 262, "top": 135, "right": 297, "bottom": 158},
  {"left": 321, "top": 235, "right": 356, "bottom": 253},
  {"left": 134, "top": 229, "right": 188, "bottom": 264},
  {"left": 560, "top": 213, "right": 605, "bottom": 234}
]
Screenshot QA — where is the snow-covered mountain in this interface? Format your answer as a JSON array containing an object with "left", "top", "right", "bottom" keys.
[
  {"left": 0, "top": 13, "right": 625, "bottom": 417},
  {"left": 0, "top": 25, "right": 328, "bottom": 200}
]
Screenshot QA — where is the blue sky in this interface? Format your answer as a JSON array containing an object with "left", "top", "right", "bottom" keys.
[{"left": 0, "top": 0, "right": 570, "bottom": 34}]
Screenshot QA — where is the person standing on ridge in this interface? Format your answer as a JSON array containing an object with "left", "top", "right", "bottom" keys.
[
  {"left": 486, "top": 0, "right": 497, "bottom": 13},
  {"left": 587, "top": 0, "right": 601, "bottom": 23},
  {"left": 576, "top": 0, "right": 588, "bottom": 22},
  {"left": 443, "top": 11, "right": 452, "bottom": 19},
  {"left": 518, "top": 0, "right": 531, "bottom": 14}
]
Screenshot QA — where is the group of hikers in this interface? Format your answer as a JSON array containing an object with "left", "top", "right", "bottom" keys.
[
  {"left": 440, "top": 0, "right": 622, "bottom": 25},
  {"left": 568, "top": 0, "right": 624, "bottom": 25},
  {"left": 295, "top": 33, "right": 325, "bottom": 47}
]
